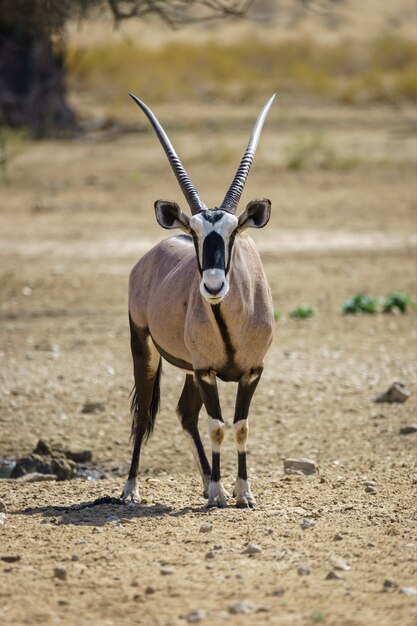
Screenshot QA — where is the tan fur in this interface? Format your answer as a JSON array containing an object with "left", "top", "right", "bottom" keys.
[{"left": 128, "top": 232, "right": 274, "bottom": 376}]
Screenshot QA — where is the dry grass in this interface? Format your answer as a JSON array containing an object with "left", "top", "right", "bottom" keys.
[{"left": 66, "top": 34, "right": 415, "bottom": 107}]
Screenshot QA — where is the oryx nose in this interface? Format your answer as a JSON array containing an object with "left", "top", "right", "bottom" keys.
[{"left": 204, "top": 281, "right": 224, "bottom": 296}]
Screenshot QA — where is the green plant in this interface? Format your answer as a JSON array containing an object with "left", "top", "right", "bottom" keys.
[
  {"left": 273, "top": 309, "right": 282, "bottom": 321},
  {"left": 311, "top": 612, "right": 326, "bottom": 623},
  {"left": 342, "top": 294, "right": 379, "bottom": 314},
  {"left": 289, "top": 306, "right": 315, "bottom": 320},
  {"left": 382, "top": 291, "right": 415, "bottom": 313}
]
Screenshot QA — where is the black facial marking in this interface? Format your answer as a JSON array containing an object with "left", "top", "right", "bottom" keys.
[
  {"left": 202, "top": 231, "right": 225, "bottom": 271},
  {"left": 202, "top": 211, "right": 224, "bottom": 225}
]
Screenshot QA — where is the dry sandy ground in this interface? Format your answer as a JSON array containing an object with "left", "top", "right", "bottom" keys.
[{"left": 0, "top": 101, "right": 415, "bottom": 626}]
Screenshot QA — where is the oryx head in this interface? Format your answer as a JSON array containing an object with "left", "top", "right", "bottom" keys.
[{"left": 130, "top": 93, "right": 275, "bottom": 304}]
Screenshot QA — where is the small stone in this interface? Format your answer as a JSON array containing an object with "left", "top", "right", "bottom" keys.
[
  {"left": 205, "top": 551, "right": 215, "bottom": 560},
  {"left": 53, "top": 566, "right": 67, "bottom": 581},
  {"left": 160, "top": 566, "right": 175, "bottom": 575},
  {"left": 187, "top": 609, "right": 207, "bottom": 623},
  {"left": 399, "top": 425, "right": 417, "bottom": 435},
  {"left": 145, "top": 586, "right": 155, "bottom": 594},
  {"left": 1, "top": 555, "right": 21, "bottom": 563},
  {"left": 71, "top": 555, "right": 79, "bottom": 562},
  {"left": 383, "top": 579, "right": 397, "bottom": 590},
  {"left": 0, "top": 513, "right": 6, "bottom": 525},
  {"left": 271, "top": 588, "right": 285, "bottom": 596},
  {"left": 199, "top": 522, "right": 212, "bottom": 533},
  {"left": 399, "top": 587, "right": 417, "bottom": 596},
  {"left": 283, "top": 458, "right": 317, "bottom": 475},
  {"left": 228, "top": 600, "right": 256, "bottom": 615},
  {"left": 0, "top": 501, "right": 6, "bottom": 513},
  {"left": 374, "top": 382, "right": 410, "bottom": 403},
  {"left": 325, "top": 570, "right": 342, "bottom": 580},
  {"left": 300, "top": 519, "right": 315, "bottom": 530},
  {"left": 80, "top": 402, "right": 106, "bottom": 414},
  {"left": 334, "top": 533, "right": 343, "bottom": 541},
  {"left": 106, "top": 515, "right": 119, "bottom": 523},
  {"left": 242, "top": 543, "right": 262, "bottom": 555},
  {"left": 297, "top": 565, "right": 310, "bottom": 576},
  {"left": 365, "top": 485, "right": 377, "bottom": 494},
  {"left": 332, "top": 559, "right": 350, "bottom": 571}
]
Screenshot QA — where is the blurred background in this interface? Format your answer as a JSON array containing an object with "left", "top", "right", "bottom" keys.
[{"left": 0, "top": 0, "right": 415, "bottom": 475}]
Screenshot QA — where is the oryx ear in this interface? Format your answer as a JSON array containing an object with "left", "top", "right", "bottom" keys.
[
  {"left": 155, "top": 200, "right": 190, "bottom": 232},
  {"left": 237, "top": 199, "right": 271, "bottom": 232}
]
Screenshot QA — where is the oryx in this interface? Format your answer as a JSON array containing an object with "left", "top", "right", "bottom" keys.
[{"left": 122, "top": 94, "right": 275, "bottom": 508}]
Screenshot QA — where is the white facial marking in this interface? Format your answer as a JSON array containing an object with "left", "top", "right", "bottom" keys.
[{"left": 190, "top": 211, "right": 238, "bottom": 304}]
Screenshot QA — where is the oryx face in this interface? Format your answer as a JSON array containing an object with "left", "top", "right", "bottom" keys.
[
  {"left": 190, "top": 210, "right": 238, "bottom": 303},
  {"left": 154, "top": 199, "right": 271, "bottom": 305}
]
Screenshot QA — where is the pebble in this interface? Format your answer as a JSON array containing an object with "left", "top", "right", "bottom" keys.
[
  {"left": 80, "top": 402, "right": 106, "bottom": 414},
  {"left": 106, "top": 515, "right": 119, "bottom": 523},
  {"left": 365, "top": 485, "right": 377, "bottom": 494},
  {"left": 145, "top": 586, "right": 155, "bottom": 594},
  {"left": 228, "top": 600, "right": 256, "bottom": 615},
  {"left": 53, "top": 566, "right": 67, "bottom": 581},
  {"left": 325, "top": 570, "right": 342, "bottom": 580},
  {"left": 160, "top": 566, "right": 175, "bottom": 575},
  {"left": 242, "top": 543, "right": 262, "bottom": 555},
  {"left": 283, "top": 458, "right": 317, "bottom": 475},
  {"left": 199, "top": 522, "right": 212, "bottom": 533},
  {"left": 297, "top": 565, "right": 311, "bottom": 576},
  {"left": 0, "top": 501, "right": 6, "bottom": 513},
  {"left": 332, "top": 559, "right": 350, "bottom": 571},
  {"left": 334, "top": 533, "right": 343, "bottom": 541},
  {"left": 187, "top": 609, "right": 207, "bottom": 623},
  {"left": 1, "top": 555, "right": 21, "bottom": 563},
  {"left": 0, "top": 512, "right": 6, "bottom": 525},
  {"left": 205, "top": 551, "right": 215, "bottom": 560},
  {"left": 300, "top": 519, "right": 315, "bottom": 530},
  {"left": 383, "top": 579, "right": 397, "bottom": 590},
  {"left": 399, "top": 425, "right": 417, "bottom": 435},
  {"left": 374, "top": 381, "right": 410, "bottom": 403},
  {"left": 400, "top": 587, "right": 417, "bottom": 596}
]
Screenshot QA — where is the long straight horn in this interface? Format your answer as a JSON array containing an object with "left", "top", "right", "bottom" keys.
[
  {"left": 220, "top": 94, "right": 276, "bottom": 214},
  {"left": 129, "top": 93, "right": 207, "bottom": 214}
]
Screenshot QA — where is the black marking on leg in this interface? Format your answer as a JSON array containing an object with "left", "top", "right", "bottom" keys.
[
  {"left": 212, "top": 452, "right": 221, "bottom": 483},
  {"left": 238, "top": 452, "right": 247, "bottom": 481}
]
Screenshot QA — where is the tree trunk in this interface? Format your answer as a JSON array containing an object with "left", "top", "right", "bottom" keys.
[{"left": 0, "top": 22, "right": 77, "bottom": 138}]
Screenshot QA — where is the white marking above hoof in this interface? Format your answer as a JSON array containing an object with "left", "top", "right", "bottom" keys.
[
  {"left": 206, "top": 480, "right": 228, "bottom": 508},
  {"left": 234, "top": 477, "right": 256, "bottom": 508},
  {"left": 121, "top": 477, "right": 140, "bottom": 502}
]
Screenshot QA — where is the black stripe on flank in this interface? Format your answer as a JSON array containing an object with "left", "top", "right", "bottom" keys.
[{"left": 152, "top": 338, "right": 193, "bottom": 372}]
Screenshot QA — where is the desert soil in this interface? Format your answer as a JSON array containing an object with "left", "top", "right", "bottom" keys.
[{"left": 0, "top": 98, "right": 415, "bottom": 626}]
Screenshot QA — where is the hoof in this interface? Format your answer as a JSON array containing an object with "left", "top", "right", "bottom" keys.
[
  {"left": 205, "top": 499, "right": 228, "bottom": 510},
  {"left": 236, "top": 500, "right": 257, "bottom": 509},
  {"left": 121, "top": 477, "right": 140, "bottom": 502}
]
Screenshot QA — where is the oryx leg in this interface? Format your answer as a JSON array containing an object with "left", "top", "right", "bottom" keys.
[
  {"left": 233, "top": 367, "right": 263, "bottom": 508},
  {"left": 176, "top": 374, "right": 211, "bottom": 498},
  {"left": 121, "top": 318, "right": 161, "bottom": 502},
  {"left": 194, "top": 369, "right": 228, "bottom": 508}
]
